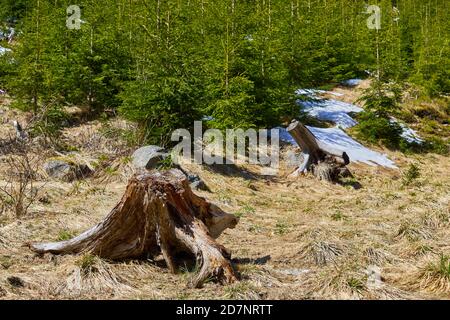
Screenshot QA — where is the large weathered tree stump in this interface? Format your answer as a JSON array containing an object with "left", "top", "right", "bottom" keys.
[
  {"left": 287, "top": 120, "right": 350, "bottom": 182},
  {"left": 30, "top": 169, "right": 239, "bottom": 288}
]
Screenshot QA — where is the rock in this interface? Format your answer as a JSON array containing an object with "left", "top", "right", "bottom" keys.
[
  {"left": 64, "top": 105, "right": 91, "bottom": 124},
  {"left": 43, "top": 160, "right": 70, "bottom": 178},
  {"left": 38, "top": 192, "right": 51, "bottom": 205},
  {"left": 7, "top": 276, "right": 24, "bottom": 288},
  {"left": 187, "top": 174, "right": 209, "bottom": 191},
  {"left": 277, "top": 269, "right": 310, "bottom": 277},
  {"left": 43, "top": 159, "right": 92, "bottom": 182},
  {"left": 131, "top": 145, "right": 168, "bottom": 170}
]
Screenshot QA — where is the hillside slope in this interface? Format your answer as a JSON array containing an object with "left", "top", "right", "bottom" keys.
[{"left": 0, "top": 85, "right": 449, "bottom": 300}]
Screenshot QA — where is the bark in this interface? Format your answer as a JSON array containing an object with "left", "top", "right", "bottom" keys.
[{"left": 30, "top": 169, "right": 238, "bottom": 288}]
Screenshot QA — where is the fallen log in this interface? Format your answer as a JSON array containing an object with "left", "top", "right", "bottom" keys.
[
  {"left": 287, "top": 120, "right": 350, "bottom": 181},
  {"left": 30, "top": 169, "right": 239, "bottom": 288}
]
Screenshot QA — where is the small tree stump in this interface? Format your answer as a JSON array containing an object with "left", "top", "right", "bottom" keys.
[
  {"left": 287, "top": 120, "right": 350, "bottom": 182},
  {"left": 30, "top": 169, "right": 239, "bottom": 288}
]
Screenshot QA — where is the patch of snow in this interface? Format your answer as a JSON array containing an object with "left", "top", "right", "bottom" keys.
[
  {"left": 0, "top": 46, "right": 12, "bottom": 56},
  {"left": 390, "top": 118, "right": 424, "bottom": 144},
  {"left": 398, "top": 125, "right": 424, "bottom": 144},
  {"left": 298, "top": 99, "right": 363, "bottom": 129},
  {"left": 296, "top": 87, "right": 423, "bottom": 144},
  {"left": 8, "top": 28, "right": 15, "bottom": 43},
  {"left": 296, "top": 89, "right": 323, "bottom": 97},
  {"left": 278, "top": 127, "right": 298, "bottom": 146},
  {"left": 341, "top": 78, "right": 362, "bottom": 87},
  {"left": 277, "top": 268, "right": 311, "bottom": 276},
  {"left": 276, "top": 126, "right": 397, "bottom": 169},
  {"left": 296, "top": 88, "right": 344, "bottom": 97},
  {"left": 0, "top": 27, "right": 14, "bottom": 43},
  {"left": 202, "top": 115, "right": 214, "bottom": 121},
  {"left": 244, "top": 34, "right": 254, "bottom": 41}
]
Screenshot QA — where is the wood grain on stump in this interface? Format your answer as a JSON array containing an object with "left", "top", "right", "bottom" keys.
[{"left": 30, "top": 169, "right": 239, "bottom": 288}]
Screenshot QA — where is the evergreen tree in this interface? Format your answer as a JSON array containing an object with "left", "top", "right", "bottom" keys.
[{"left": 1, "top": 0, "right": 447, "bottom": 145}]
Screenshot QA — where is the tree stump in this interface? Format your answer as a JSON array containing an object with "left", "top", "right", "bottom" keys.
[
  {"left": 30, "top": 169, "right": 239, "bottom": 288},
  {"left": 287, "top": 120, "right": 350, "bottom": 182}
]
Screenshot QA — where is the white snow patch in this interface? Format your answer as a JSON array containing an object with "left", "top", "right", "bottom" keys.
[
  {"left": 245, "top": 34, "right": 254, "bottom": 41},
  {"left": 276, "top": 126, "right": 397, "bottom": 169},
  {"left": 202, "top": 115, "right": 214, "bottom": 121},
  {"left": 277, "top": 127, "right": 298, "bottom": 146},
  {"left": 0, "top": 46, "right": 12, "bottom": 56},
  {"left": 296, "top": 88, "right": 344, "bottom": 97},
  {"left": 341, "top": 79, "right": 363, "bottom": 87},
  {"left": 0, "top": 27, "right": 14, "bottom": 42},
  {"left": 298, "top": 99, "right": 363, "bottom": 129},
  {"left": 296, "top": 86, "right": 424, "bottom": 144},
  {"left": 390, "top": 118, "right": 424, "bottom": 144}
]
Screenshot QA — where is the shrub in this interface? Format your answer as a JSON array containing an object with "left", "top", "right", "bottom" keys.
[
  {"left": 76, "top": 254, "right": 98, "bottom": 274},
  {"left": 424, "top": 137, "right": 449, "bottom": 155},
  {"left": 402, "top": 163, "right": 421, "bottom": 186},
  {"left": 355, "top": 80, "right": 405, "bottom": 149},
  {"left": 118, "top": 78, "right": 202, "bottom": 147},
  {"left": 430, "top": 255, "right": 450, "bottom": 281},
  {"left": 354, "top": 112, "right": 403, "bottom": 149},
  {"left": 358, "top": 80, "right": 403, "bottom": 118},
  {"left": 0, "top": 147, "right": 41, "bottom": 218},
  {"left": 57, "top": 230, "right": 74, "bottom": 241}
]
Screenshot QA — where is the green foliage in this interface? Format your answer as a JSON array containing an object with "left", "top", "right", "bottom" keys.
[
  {"left": 235, "top": 204, "right": 256, "bottom": 218},
  {"left": 75, "top": 254, "right": 97, "bottom": 274},
  {"left": 423, "top": 137, "right": 449, "bottom": 155},
  {"left": 29, "top": 104, "right": 69, "bottom": 139},
  {"left": 331, "top": 212, "right": 348, "bottom": 221},
  {"left": 407, "top": 2, "right": 450, "bottom": 96},
  {"left": 119, "top": 78, "right": 202, "bottom": 146},
  {"left": 0, "top": 49, "right": 14, "bottom": 88},
  {"left": 354, "top": 111, "right": 403, "bottom": 149},
  {"left": 99, "top": 122, "right": 140, "bottom": 147},
  {"left": 347, "top": 277, "right": 366, "bottom": 293},
  {"left": 1, "top": 0, "right": 448, "bottom": 146},
  {"left": 57, "top": 230, "right": 74, "bottom": 241},
  {"left": 274, "top": 220, "right": 289, "bottom": 235},
  {"left": 358, "top": 81, "right": 403, "bottom": 118},
  {"left": 157, "top": 155, "right": 175, "bottom": 171},
  {"left": 3, "top": 0, "right": 131, "bottom": 114},
  {"left": 426, "top": 255, "right": 450, "bottom": 281},
  {"left": 354, "top": 80, "right": 421, "bottom": 150},
  {"left": 0, "top": 0, "right": 29, "bottom": 22},
  {"left": 402, "top": 163, "right": 421, "bottom": 186}
]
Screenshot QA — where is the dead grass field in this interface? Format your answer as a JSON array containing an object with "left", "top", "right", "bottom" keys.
[{"left": 0, "top": 90, "right": 449, "bottom": 300}]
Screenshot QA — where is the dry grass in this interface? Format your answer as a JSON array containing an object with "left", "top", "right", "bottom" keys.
[
  {"left": 416, "top": 255, "right": 450, "bottom": 294},
  {"left": 1, "top": 92, "right": 450, "bottom": 300}
]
